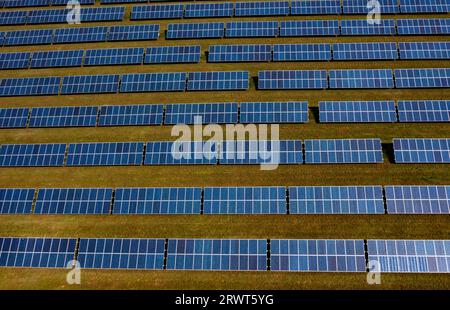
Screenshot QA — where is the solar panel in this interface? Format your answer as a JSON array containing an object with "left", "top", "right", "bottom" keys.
[
  {"left": 0, "top": 237, "right": 77, "bottom": 268},
  {"left": 394, "top": 68, "right": 450, "bottom": 88},
  {"left": 0, "top": 143, "right": 66, "bottom": 167},
  {"left": 258, "top": 70, "right": 328, "bottom": 89},
  {"left": 0, "top": 11, "right": 27, "bottom": 25},
  {"left": 0, "top": 77, "right": 61, "bottom": 97},
  {"left": 329, "top": 69, "right": 394, "bottom": 89},
  {"left": 319, "top": 101, "right": 397, "bottom": 122},
  {"left": 53, "top": 0, "right": 94, "bottom": 4},
  {"left": 77, "top": 238, "right": 165, "bottom": 270},
  {"left": 187, "top": 71, "right": 249, "bottom": 91},
  {"left": 399, "top": 0, "right": 449, "bottom": 13},
  {"left": 53, "top": 26, "right": 108, "bottom": 44},
  {"left": 166, "top": 23, "right": 225, "bottom": 39},
  {"left": 203, "top": 186, "right": 287, "bottom": 214},
  {"left": 4, "top": 29, "right": 53, "bottom": 46},
  {"left": 165, "top": 103, "right": 238, "bottom": 124},
  {"left": 84, "top": 48, "right": 144, "bottom": 66},
  {"left": 304, "top": 139, "right": 383, "bottom": 164},
  {"left": 98, "top": 104, "right": 163, "bottom": 126},
  {"left": 225, "top": 21, "right": 279, "bottom": 37},
  {"left": 393, "top": 138, "right": 450, "bottom": 163},
  {"left": 30, "top": 50, "right": 84, "bottom": 68},
  {"left": 0, "top": 32, "right": 5, "bottom": 46},
  {"left": 0, "top": 108, "right": 29, "bottom": 129},
  {"left": 367, "top": 240, "right": 450, "bottom": 273},
  {"left": 240, "top": 101, "right": 308, "bottom": 123},
  {"left": 234, "top": 1, "right": 290, "bottom": 16},
  {"left": 34, "top": 188, "right": 112, "bottom": 214},
  {"left": 102, "top": 0, "right": 145, "bottom": 3},
  {"left": 291, "top": 0, "right": 341, "bottom": 15},
  {"left": 26, "top": 9, "right": 69, "bottom": 24},
  {"left": 343, "top": 0, "right": 399, "bottom": 14},
  {"left": 273, "top": 44, "right": 331, "bottom": 61},
  {"left": 0, "top": 52, "right": 30, "bottom": 70},
  {"left": 113, "top": 187, "right": 202, "bottom": 214},
  {"left": 61, "top": 75, "right": 120, "bottom": 94},
  {"left": 341, "top": 19, "right": 396, "bottom": 35},
  {"left": 108, "top": 24, "right": 160, "bottom": 41},
  {"left": 145, "top": 46, "right": 200, "bottom": 64},
  {"left": 167, "top": 239, "right": 267, "bottom": 271},
  {"left": 385, "top": 186, "right": 450, "bottom": 214},
  {"left": 397, "top": 19, "right": 450, "bottom": 35},
  {"left": 131, "top": 4, "right": 183, "bottom": 20},
  {"left": 185, "top": 3, "right": 234, "bottom": 18},
  {"left": 333, "top": 42, "right": 398, "bottom": 60},
  {"left": 144, "top": 141, "right": 218, "bottom": 165},
  {"left": 66, "top": 142, "right": 144, "bottom": 166},
  {"left": 289, "top": 186, "right": 385, "bottom": 214},
  {"left": 397, "top": 100, "right": 450, "bottom": 122},
  {"left": 29, "top": 106, "right": 98, "bottom": 128},
  {"left": 399, "top": 42, "right": 450, "bottom": 60},
  {"left": 120, "top": 72, "right": 187, "bottom": 92},
  {"left": 271, "top": 239, "right": 366, "bottom": 272},
  {"left": 280, "top": 20, "right": 339, "bottom": 37},
  {"left": 80, "top": 7, "right": 125, "bottom": 22},
  {"left": 0, "top": 188, "right": 34, "bottom": 214},
  {"left": 3, "top": 0, "right": 53, "bottom": 7},
  {"left": 208, "top": 44, "right": 272, "bottom": 62}
]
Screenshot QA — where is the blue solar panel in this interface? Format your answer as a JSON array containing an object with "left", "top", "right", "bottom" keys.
[
  {"left": 226, "top": 21, "right": 279, "bottom": 37},
  {"left": 29, "top": 106, "right": 98, "bottom": 128},
  {"left": 145, "top": 46, "right": 200, "bottom": 64},
  {"left": 131, "top": 4, "right": 183, "bottom": 20},
  {"left": 329, "top": 69, "right": 394, "bottom": 89},
  {"left": 4, "top": 29, "right": 53, "bottom": 46},
  {"left": 258, "top": 70, "right": 328, "bottom": 89},
  {"left": 0, "top": 11, "right": 27, "bottom": 25},
  {"left": 343, "top": 0, "right": 399, "bottom": 14},
  {"left": 0, "top": 52, "right": 30, "bottom": 70},
  {"left": 26, "top": 9, "right": 68, "bottom": 24},
  {"left": 291, "top": 0, "right": 341, "bottom": 15},
  {"left": 144, "top": 141, "right": 218, "bottom": 165},
  {"left": 53, "top": 0, "right": 94, "bottom": 5},
  {"left": 35, "top": 188, "right": 112, "bottom": 214},
  {"left": 0, "top": 188, "right": 34, "bottom": 214},
  {"left": 240, "top": 101, "right": 308, "bottom": 123},
  {"left": 0, "top": 143, "right": 66, "bottom": 167},
  {"left": 304, "top": 139, "right": 383, "bottom": 164},
  {"left": 367, "top": 240, "right": 450, "bottom": 273},
  {"left": 319, "top": 101, "right": 397, "bottom": 123},
  {"left": 187, "top": 71, "right": 249, "bottom": 91},
  {"left": 0, "top": 32, "right": 5, "bottom": 46},
  {"left": 204, "top": 186, "right": 287, "bottom": 214},
  {"left": 0, "top": 237, "right": 77, "bottom": 268},
  {"left": 66, "top": 142, "right": 144, "bottom": 166},
  {"left": 120, "top": 72, "right": 187, "bottom": 92},
  {"left": 0, "top": 77, "right": 61, "bottom": 97},
  {"left": 208, "top": 44, "right": 272, "bottom": 62},
  {"left": 80, "top": 7, "right": 125, "bottom": 22},
  {"left": 273, "top": 44, "right": 331, "bottom": 61},
  {"left": 399, "top": 0, "right": 449, "bottom": 13},
  {"left": 98, "top": 104, "right": 163, "bottom": 126},
  {"left": 166, "top": 23, "right": 225, "bottom": 39},
  {"left": 398, "top": 100, "right": 450, "bottom": 122},
  {"left": 77, "top": 238, "right": 165, "bottom": 270},
  {"left": 84, "top": 48, "right": 144, "bottom": 66},
  {"left": 185, "top": 3, "right": 234, "bottom": 18},
  {"left": 399, "top": 42, "right": 450, "bottom": 60},
  {"left": 53, "top": 26, "right": 108, "bottom": 44},
  {"left": 0, "top": 108, "right": 29, "bottom": 128},
  {"left": 395, "top": 68, "right": 450, "bottom": 88},
  {"left": 235, "top": 1, "right": 290, "bottom": 16},
  {"left": 280, "top": 20, "right": 339, "bottom": 36},
  {"left": 385, "top": 186, "right": 450, "bottom": 214},
  {"left": 393, "top": 138, "right": 450, "bottom": 163},
  {"left": 30, "top": 50, "right": 84, "bottom": 68},
  {"left": 113, "top": 187, "right": 202, "bottom": 214},
  {"left": 271, "top": 239, "right": 366, "bottom": 272},
  {"left": 165, "top": 103, "right": 238, "bottom": 124},
  {"left": 397, "top": 19, "right": 450, "bottom": 35},
  {"left": 167, "top": 239, "right": 267, "bottom": 271},
  {"left": 3, "top": 0, "right": 53, "bottom": 7},
  {"left": 341, "top": 19, "right": 396, "bottom": 35},
  {"left": 61, "top": 75, "right": 120, "bottom": 94},
  {"left": 289, "top": 186, "right": 385, "bottom": 214},
  {"left": 333, "top": 42, "right": 398, "bottom": 60},
  {"left": 108, "top": 24, "right": 160, "bottom": 41}
]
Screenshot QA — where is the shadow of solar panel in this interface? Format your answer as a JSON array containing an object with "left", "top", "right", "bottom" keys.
[
  {"left": 329, "top": 69, "right": 394, "bottom": 88},
  {"left": 343, "top": 0, "right": 399, "bottom": 14},
  {"left": 0, "top": 52, "right": 30, "bottom": 69},
  {"left": 291, "top": 0, "right": 341, "bottom": 15},
  {"left": 113, "top": 187, "right": 202, "bottom": 214},
  {"left": 185, "top": 3, "right": 234, "bottom": 18},
  {"left": 341, "top": 19, "right": 396, "bottom": 35},
  {"left": 258, "top": 70, "right": 327, "bottom": 89},
  {"left": 393, "top": 138, "right": 450, "bottom": 163},
  {"left": 3, "top": 0, "right": 52, "bottom": 7},
  {"left": 289, "top": 186, "right": 384, "bottom": 214},
  {"left": 0, "top": 237, "right": 76, "bottom": 268},
  {"left": 0, "top": 10, "right": 27, "bottom": 25},
  {"left": 319, "top": 101, "right": 397, "bottom": 122},
  {"left": 240, "top": 101, "right": 308, "bottom": 123},
  {"left": 394, "top": 68, "right": 450, "bottom": 88},
  {"left": 4, "top": 29, "right": 53, "bottom": 46},
  {"left": 30, "top": 50, "right": 84, "bottom": 68},
  {"left": 77, "top": 238, "right": 165, "bottom": 270},
  {"left": 271, "top": 239, "right": 366, "bottom": 272},
  {"left": 398, "top": 100, "right": 450, "bottom": 122},
  {"left": 397, "top": 18, "right": 450, "bottom": 35},
  {"left": 385, "top": 186, "right": 450, "bottom": 214},
  {"left": 35, "top": 188, "right": 112, "bottom": 214},
  {"left": 225, "top": 21, "right": 279, "bottom": 37},
  {"left": 399, "top": 42, "right": 450, "bottom": 60},
  {"left": 0, "top": 143, "right": 66, "bottom": 167},
  {"left": 208, "top": 44, "right": 272, "bottom": 62},
  {"left": 304, "top": 139, "right": 383, "bottom": 164},
  {"left": 219, "top": 140, "right": 303, "bottom": 164},
  {"left": 333, "top": 42, "right": 398, "bottom": 60},
  {"left": 166, "top": 22, "right": 225, "bottom": 39},
  {"left": 85, "top": 47, "right": 144, "bottom": 66},
  {"left": 145, "top": 46, "right": 201, "bottom": 64},
  {"left": 0, "top": 77, "right": 61, "bottom": 97},
  {"left": 131, "top": 4, "right": 183, "bottom": 20},
  {"left": 204, "top": 187, "right": 287, "bottom": 214},
  {"left": 367, "top": 240, "right": 450, "bottom": 273},
  {"left": 144, "top": 141, "right": 218, "bottom": 165},
  {"left": 29, "top": 106, "right": 98, "bottom": 128},
  {"left": 235, "top": 1, "right": 289, "bottom": 16},
  {"left": 66, "top": 142, "right": 144, "bottom": 166},
  {"left": 165, "top": 103, "right": 238, "bottom": 124},
  {"left": 53, "top": 26, "right": 108, "bottom": 44},
  {"left": 61, "top": 74, "right": 119, "bottom": 94},
  {"left": 0, "top": 188, "right": 34, "bottom": 214},
  {"left": 167, "top": 239, "right": 267, "bottom": 271},
  {"left": 99, "top": 104, "right": 163, "bottom": 126},
  {"left": 120, "top": 72, "right": 187, "bottom": 92},
  {"left": 399, "top": 0, "right": 449, "bottom": 13},
  {"left": 273, "top": 44, "right": 331, "bottom": 61},
  {"left": 108, "top": 24, "right": 159, "bottom": 41},
  {"left": 280, "top": 20, "right": 339, "bottom": 36},
  {"left": 187, "top": 71, "right": 249, "bottom": 90},
  {"left": 0, "top": 108, "right": 28, "bottom": 128}
]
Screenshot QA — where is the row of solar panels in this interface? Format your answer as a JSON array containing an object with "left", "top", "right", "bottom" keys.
[
  {"left": 0, "top": 138, "right": 448, "bottom": 166},
  {"left": 0, "top": 0, "right": 94, "bottom": 8},
  {"left": 0, "top": 185, "right": 448, "bottom": 215},
  {"left": 0, "top": 237, "right": 448, "bottom": 273},
  {"left": 1, "top": 100, "right": 449, "bottom": 129}
]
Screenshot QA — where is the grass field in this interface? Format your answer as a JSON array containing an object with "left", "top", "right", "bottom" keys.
[{"left": 0, "top": 2, "right": 449, "bottom": 290}]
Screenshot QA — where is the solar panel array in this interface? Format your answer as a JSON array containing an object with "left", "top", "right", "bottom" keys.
[
  {"left": 166, "top": 23, "right": 225, "bottom": 39},
  {"left": 329, "top": 69, "right": 394, "bottom": 89},
  {"left": 240, "top": 101, "right": 308, "bottom": 123},
  {"left": 0, "top": 143, "right": 66, "bottom": 167},
  {"left": 185, "top": 3, "right": 234, "bottom": 18},
  {"left": 61, "top": 74, "right": 120, "bottom": 94},
  {"left": 131, "top": 4, "right": 184, "bottom": 20},
  {"left": 319, "top": 101, "right": 397, "bottom": 123},
  {"left": 0, "top": 76, "right": 60, "bottom": 96},
  {"left": 208, "top": 44, "right": 272, "bottom": 62},
  {"left": 385, "top": 186, "right": 450, "bottom": 214},
  {"left": 28, "top": 106, "right": 98, "bottom": 128},
  {"left": 333, "top": 42, "right": 398, "bottom": 60},
  {"left": 399, "top": 42, "right": 450, "bottom": 60},
  {"left": 343, "top": 0, "right": 399, "bottom": 14},
  {"left": 120, "top": 72, "right": 187, "bottom": 92},
  {"left": 280, "top": 20, "right": 339, "bottom": 36},
  {"left": 0, "top": 188, "right": 34, "bottom": 214},
  {"left": 397, "top": 100, "right": 450, "bottom": 122},
  {"left": 187, "top": 71, "right": 249, "bottom": 91},
  {"left": 0, "top": 107, "right": 28, "bottom": 128},
  {"left": 30, "top": 50, "right": 84, "bottom": 68},
  {"left": 84, "top": 48, "right": 144, "bottom": 66},
  {"left": 397, "top": 19, "right": 450, "bottom": 35},
  {"left": 226, "top": 21, "right": 279, "bottom": 37},
  {"left": 273, "top": 44, "right": 331, "bottom": 61},
  {"left": 292, "top": 0, "right": 341, "bottom": 15},
  {"left": 258, "top": 70, "right": 328, "bottom": 89},
  {"left": 340, "top": 19, "right": 396, "bottom": 35},
  {"left": 399, "top": 0, "right": 450, "bottom": 13},
  {"left": 165, "top": 103, "right": 238, "bottom": 124},
  {"left": 235, "top": 1, "right": 290, "bottom": 16},
  {"left": 0, "top": 52, "right": 31, "bottom": 70},
  {"left": 99, "top": 104, "right": 163, "bottom": 126},
  {"left": 393, "top": 138, "right": 450, "bottom": 163},
  {"left": 145, "top": 46, "right": 200, "bottom": 64},
  {"left": 395, "top": 68, "right": 450, "bottom": 88}
]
